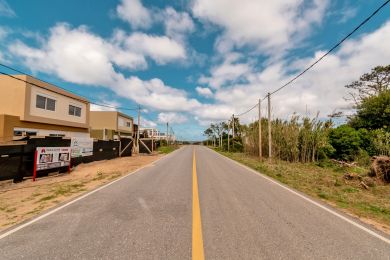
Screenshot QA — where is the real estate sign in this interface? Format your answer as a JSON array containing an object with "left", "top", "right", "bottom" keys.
[
  {"left": 71, "top": 137, "right": 93, "bottom": 158},
  {"left": 35, "top": 147, "right": 71, "bottom": 171}
]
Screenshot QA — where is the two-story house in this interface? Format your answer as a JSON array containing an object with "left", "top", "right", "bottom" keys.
[
  {"left": 0, "top": 75, "right": 90, "bottom": 142},
  {"left": 89, "top": 111, "right": 134, "bottom": 140}
]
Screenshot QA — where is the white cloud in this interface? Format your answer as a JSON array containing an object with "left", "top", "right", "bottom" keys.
[
  {"left": 192, "top": 0, "right": 329, "bottom": 54},
  {"left": 198, "top": 52, "right": 252, "bottom": 89},
  {"left": 196, "top": 21, "right": 390, "bottom": 124},
  {"left": 0, "top": 26, "right": 9, "bottom": 40},
  {"left": 196, "top": 86, "right": 213, "bottom": 98},
  {"left": 116, "top": 0, "right": 152, "bottom": 29},
  {"left": 9, "top": 23, "right": 200, "bottom": 113},
  {"left": 0, "top": 0, "right": 15, "bottom": 17},
  {"left": 162, "top": 7, "right": 195, "bottom": 42},
  {"left": 124, "top": 32, "right": 186, "bottom": 64},
  {"left": 158, "top": 112, "right": 188, "bottom": 124},
  {"left": 141, "top": 118, "right": 157, "bottom": 128}
]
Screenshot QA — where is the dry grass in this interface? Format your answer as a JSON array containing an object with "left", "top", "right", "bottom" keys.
[
  {"left": 218, "top": 150, "right": 390, "bottom": 234},
  {"left": 0, "top": 153, "right": 163, "bottom": 231}
]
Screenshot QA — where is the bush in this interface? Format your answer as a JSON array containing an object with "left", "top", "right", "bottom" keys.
[{"left": 328, "top": 125, "right": 362, "bottom": 161}]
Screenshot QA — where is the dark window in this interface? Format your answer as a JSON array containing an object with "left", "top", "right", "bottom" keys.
[
  {"left": 75, "top": 106, "right": 81, "bottom": 117},
  {"left": 46, "top": 98, "right": 56, "bottom": 111},
  {"left": 126, "top": 122, "right": 131, "bottom": 127},
  {"left": 14, "top": 131, "right": 23, "bottom": 136},
  {"left": 69, "top": 105, "right": 75, "bottom": 115},
  {"left": 36, "top": 95, "right": 56, "bottom": 111},
  {"left": 69, "top": 105, "right": 81, "bottom": 117},
  {"left": 36, "top": 95, "right": 46, "bottom": 109}
]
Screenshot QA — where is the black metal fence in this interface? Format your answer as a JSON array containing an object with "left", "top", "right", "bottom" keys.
[{"left": 0, "top": 137, "right": 132, "bottom": 182}]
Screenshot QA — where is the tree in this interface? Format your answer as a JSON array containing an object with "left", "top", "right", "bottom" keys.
[
  {"left": 349, "top": 90, "right": 390, "bottom": 131},
  {"left": 328, "top": 125, "right": 363, "bottom": 161},
  {"left": 345, "top": 65, "right": 389, "bottom": 104}
]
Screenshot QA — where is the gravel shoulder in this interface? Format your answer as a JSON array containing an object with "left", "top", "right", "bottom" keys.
[{"left": 0, "top": 153, "right": 163, "bottom": 231}]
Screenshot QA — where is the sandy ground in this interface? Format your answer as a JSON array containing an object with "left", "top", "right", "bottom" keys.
[{"left": 0, "top": 153, "right": 163, "bottom": 232}]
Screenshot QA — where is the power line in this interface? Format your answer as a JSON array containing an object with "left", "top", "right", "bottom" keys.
[
  {"left": 215, "top": 0, "right": 390, "bottom": 122},
  {"left": 0, "top": 69, "right": 139, "bottom": 111},
  {"left": 268, "top": 0, "right": 390, "bottom": 96},
  {"left": 236, "top": 103, "right": 258, "bottom": 117}
]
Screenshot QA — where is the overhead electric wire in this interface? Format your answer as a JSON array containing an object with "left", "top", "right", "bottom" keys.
[
  {"left": 267, "top": 0, "right": 390, "bottom": 97},
  {"left": 217, "top": 0, "right": 390, "bottom": 123},
  {"left": 0, "top": 69, "right": 139, "bottom": 111},
  {"left": 235, "top": 103, "right": 258, "bottom": 117}
]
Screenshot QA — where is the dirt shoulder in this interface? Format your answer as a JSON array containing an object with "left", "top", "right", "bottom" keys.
[
  {"left": 217, "top": 150, "right": 390, "bottom": 235},
  {"left": 0, "top": 153, "right": 163, "bottom": 232}
]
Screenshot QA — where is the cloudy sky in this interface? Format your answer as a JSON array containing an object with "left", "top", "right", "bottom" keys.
[{"left": 0, "top": 0, "right": 389, "bottom": 140}]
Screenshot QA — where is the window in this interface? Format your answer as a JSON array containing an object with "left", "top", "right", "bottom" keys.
[
  {"left": 126, "top": 122, "right": 131, "bottom": 127},
  {"left": 69, "top": 105, "right": 82, "bottom": 117},
  {"left": 36, "top": 95, "right": 56, "bottom": 111}
]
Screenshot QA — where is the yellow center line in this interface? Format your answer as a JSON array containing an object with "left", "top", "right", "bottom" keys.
[{"left": 192, "top": 149, "right": 205, "bottom": 260}]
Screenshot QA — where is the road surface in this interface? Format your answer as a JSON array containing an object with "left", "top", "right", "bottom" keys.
[{"left": 0, "top": 145, "right": 389, "bottom": 259}]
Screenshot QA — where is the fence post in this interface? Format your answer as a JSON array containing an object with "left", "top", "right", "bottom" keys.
[{"left": 33, "top": 149, "right": 38, "bottom": 182}]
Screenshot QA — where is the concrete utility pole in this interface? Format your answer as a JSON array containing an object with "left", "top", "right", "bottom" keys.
[
  {"left": 258, "top": 99, "right": 262, "bottom": 159},
  {"left": 267, "top": 93, "right": 272, "bottom": 158},
  {"left": 232, "top": 114, "right": 235, "bottom": 150},
  {"left": 137, "top": 105, "right": 141, "bottom": 152}
]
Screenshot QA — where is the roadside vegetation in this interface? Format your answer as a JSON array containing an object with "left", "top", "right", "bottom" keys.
[
  {"left": 204, "top": 65, "right": 390, "bottom": 232},
  {"left": 157, "top": 143, "right": 179, "bottom": 154}
]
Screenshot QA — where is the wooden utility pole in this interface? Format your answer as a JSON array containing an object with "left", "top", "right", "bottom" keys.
[
  {"left": 151, "top": 129, "right": 154, "bottom": 153},
  {"left": 166, "top": 122, "right": 169, "bottom": 146},
  {"left": 228, "top": 119, "right": 230, "bottom": 152},
  {"left": 267, "top": 93, "right": 272, "bottom": 158},
  {"left": 232, "top": 114, "right": 235, "bottom": 150},
  {"left": 137, "top": 105, "right": 140, "bottom": 153},
  {"left": 258, "top": 98, "right": 262, "bottom": 159}
]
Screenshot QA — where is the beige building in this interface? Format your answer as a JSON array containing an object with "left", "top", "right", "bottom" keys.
[
  {"left": 0, "top": 75, "right": 90, "bottom": 143},
  {"left": 89, "top": 111, "right": 134, "bottom": 140}
]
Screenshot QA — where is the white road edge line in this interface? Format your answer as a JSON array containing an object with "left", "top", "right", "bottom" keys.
[
  {"left": 209, "top": 148, "right": 390, "bottom": 245},
  {"left": 0, "top": 148, "right": 182, "bottom": 240}
]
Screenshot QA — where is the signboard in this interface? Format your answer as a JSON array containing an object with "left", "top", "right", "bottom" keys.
[
  {"left": 71, "top": 137, "right": 93, "bottom": 158},
  {"left": 35, "top": 147, "right": 71, "bottom": 171}
]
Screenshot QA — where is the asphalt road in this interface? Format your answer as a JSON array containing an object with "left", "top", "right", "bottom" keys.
[{"left": 0, "top": 145, "right": 389, "bottom": 259}]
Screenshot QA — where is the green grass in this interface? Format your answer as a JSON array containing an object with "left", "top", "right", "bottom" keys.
[
  {"left": 217, "top": 150, "right": 390, "bottom": 228},
  {"left": 157, "top": 145, "right": 179, "bottom": 154}
]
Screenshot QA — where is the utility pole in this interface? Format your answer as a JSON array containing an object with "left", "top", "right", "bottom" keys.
[
  {"left": 166, "top": 122, "right": 169, "bottom": 146},
  {"left": 258, "top": 98, "right": 262, "bottom": 159},
  {"left": 267, "top": 93, "right": 272, "bottom": 158},
  {"left": 137, "top": 105, "right": 140, "bottom": 153},
  {"left": 151, "top": 129, "right": 154, "bottom": 153},
  {"left": 232, "top": 114, "right": 235, "bottom": 150},
  {"left": 228, "top": 119, "right": 230, "bottom": 152}
]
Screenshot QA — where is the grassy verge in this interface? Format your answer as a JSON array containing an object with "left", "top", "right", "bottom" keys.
[
  {"left": 216, "top": 149, "right": 390, "bottom": 233},
  {"left": 157, "top": 145, "right": 179, "bottom": 154}
]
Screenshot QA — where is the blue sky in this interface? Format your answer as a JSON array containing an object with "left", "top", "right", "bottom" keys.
[{"left": 0, "top": 0, "right": 389, "bottom": 140}]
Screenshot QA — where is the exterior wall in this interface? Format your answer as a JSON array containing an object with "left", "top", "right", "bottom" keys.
[
  {"left": 90, "top": 111, "right": 134, "bottom": 140},
  {"left": 0, "top": 75, "right": 90, "bottom": 129},
  {"left": 0, "top": 75, "right": 27, "bottom": 118},
  {"left": 29, "top": 85, "right": 87, "bottom": 125},
  {"left": 0, "top": 114, "right": 89, "bottom": 142},
  {"left": 89, "top": 111, "right": 118, "bottom": 130},
  {"left": 117, "top": 115, "right": 133, "bottom": 134}
]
